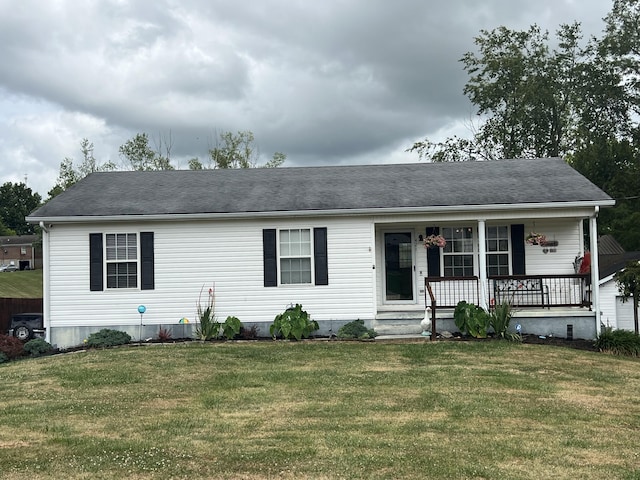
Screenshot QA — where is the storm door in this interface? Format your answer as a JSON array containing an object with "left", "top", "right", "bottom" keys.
[{"left": 384, "top": 232, "right": 414, "bottom": 301}]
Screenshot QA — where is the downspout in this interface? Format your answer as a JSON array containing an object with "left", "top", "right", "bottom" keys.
[
  {"left": 39, "top": 222, "right": 51, "bottom": 345},
  {"left": 589, "top": 208, "right": 601, "bottom": 337},
  {"left": 477, "top": 219, "right": 488, "bottom": 310}
]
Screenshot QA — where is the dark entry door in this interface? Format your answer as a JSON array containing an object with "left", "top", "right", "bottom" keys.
[{"left": 384, "top": 232, "right": 414, "bottom": 301}]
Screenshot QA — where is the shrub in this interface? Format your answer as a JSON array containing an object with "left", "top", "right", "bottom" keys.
[
  {"left": 157, "top": 328, "right": 172, "bottom": 342},
  {"left": 0, "top": 334, "right": 25, "bottom": 360},
  {"left": 222, "top": 316, "right": 242, "bottom": 340},
  {"left": 337, "top": 319, "right": 377, "bottom": 340},
  {"left": 85, "top": 329, "right": 132, "bottom": 348},
  {"left": 454, "top": 301, "right": 490, "bottom": 338},
  {"left": 0, "top": 351, "right": 8, "bottom": 364},
  {"left": 270, "top": 304, "right": 319, "bottom": 341},
  {"left": 23, "top": 338, "right": 54, "bottom": 357},
  {"left": 595, "top": 327, "right": 640, "bottom": 356},
  {"left": 195, "top": 285, "right": 220, "bottom": 340},
  {"left": 489, "top": 301, "right": 520, "bottom": 341},
  {"left": 239, "top": 325, "right": 259, "bottom": 340}
]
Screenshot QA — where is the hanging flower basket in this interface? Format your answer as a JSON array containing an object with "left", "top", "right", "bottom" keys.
[
  {"left": 424, "top": 234, "right": 446, "bottom": 248},
  {"left": 525, "top": 232, "right": 547, "bottom": 246}
]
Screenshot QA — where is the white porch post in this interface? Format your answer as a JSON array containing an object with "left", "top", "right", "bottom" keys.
[
  {"left": 478, "top": 219, "right": 488, "bottom": 310},
  {"left": 589, "top": 210, "right": 601, "bottom": 334}
]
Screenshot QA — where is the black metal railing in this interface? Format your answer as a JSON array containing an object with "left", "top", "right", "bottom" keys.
[{"left": 425, "top": 274, "right": 591, "bottom": 309}]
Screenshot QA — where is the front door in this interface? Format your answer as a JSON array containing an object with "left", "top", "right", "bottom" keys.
[{"left": 384, "top": 232, "right": 414, "bottom": 301}]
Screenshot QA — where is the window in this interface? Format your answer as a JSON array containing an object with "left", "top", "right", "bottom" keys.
[
  {"left": 486, "top": 226, "right": 510, "bottom": 276},
  {"left": 105, "top": 233, "right": 138, "bottom": 288},
  {"left": 442, "top": 226, "right": 474, "bottom": 277},
  {"left": 279, "top": 229, "right": 312, "bottom": 284}
]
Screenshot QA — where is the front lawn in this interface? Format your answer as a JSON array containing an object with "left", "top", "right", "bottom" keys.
[{"left": 1, "top": 341, "right": 639, "bottom": 479}]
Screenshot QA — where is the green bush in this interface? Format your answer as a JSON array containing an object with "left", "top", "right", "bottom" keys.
[
  {"left": 489, "top": 301, "right": 520, "bottom": 341},
  {"left": 0, "top": 334, "right": 24, "bottom": 360},
  {"left": 337, "top": 319, "right": 377, "bottom": 340},
  {"left": 222, "top": 316, "right": 242, "bottom": 340},
  {"left": 595, "top": 327, "right": 640, "bottom": 356},
  {"left": 270, "top": 304, "right": 319, "bottom": 341},
  {"left": 85, "top": 329, "right": 132, "bottom": 348},
  {"left": 195, "top": 286, "right": 220, "bottom": 341},
  {"left": 454, "top": 301, "right": 490, "bottom": 338},
  {"left": 23, "top": 338, "right": 54, "bottom": 357},
  {"left": 0, "top": 351, "right": 8, "bottom": 364}
]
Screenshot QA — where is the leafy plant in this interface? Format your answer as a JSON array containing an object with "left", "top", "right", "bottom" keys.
[
  {"left": 454, "top": 301, "right": 490, "bottom": 338},
  {"left": 222, "top": 316, "right": 242, "bottom": 340},
  {"left": 195, "top": 285, "right": 220, "bottom": 341},
  {"left": 0, "top": 351, "right": 7, "bottom": 363},
  {"left": 157, "top": 328, "right": 172, "bottom": 342},
  {"left": 270, "top": 304, "right": 319, "bottom": 341},
  {"left": 489, "top": 301, "right": 520, "bottom": 341},
  {"left": 595, "top": 327, "right": 640, "bottom": 356},
  {"left": 85, "top": 329, "right": 132, "bottom": 348},
  {"left": 23, "top": 338, "right": 54, "bottom": 357},
  {"left": 337, "top": 319, "right": 377, "bottom": 340},
  {"left": 0, "top": 334, "right": 24, "bottom": 360}
]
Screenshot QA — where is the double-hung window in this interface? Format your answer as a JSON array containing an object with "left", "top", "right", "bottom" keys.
[
  {"left": 279, "top": 229, "right": 312, "bottom": 284},
  {"left": 486, "top": 226, "right": 510, "bottom": 276},
  {"left": 105, "top": 233, "right": 138, "bottom": 288},
  {"left": 442, "top": 226, "right": 474, "bottom": 277}
]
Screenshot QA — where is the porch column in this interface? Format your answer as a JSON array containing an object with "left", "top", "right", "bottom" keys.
[
  {"left": 478, "top": 219, "right": 488, "bottom": 310},
  {"left": 589, "top": 211, "right": 601, "bottom": 334}
]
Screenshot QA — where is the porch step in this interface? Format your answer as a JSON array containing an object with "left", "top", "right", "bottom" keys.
[{"left": 374, "top": 311, "right": 425, "bottom": 335}]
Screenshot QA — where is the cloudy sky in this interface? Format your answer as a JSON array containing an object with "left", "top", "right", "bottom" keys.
[{"left": 0, "top": 0, "right": 612, "bottom": 197}]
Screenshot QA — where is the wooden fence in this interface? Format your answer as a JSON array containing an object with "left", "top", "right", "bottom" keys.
[{"left": 0, "top": 298, "right": 43, "bottom": 334}]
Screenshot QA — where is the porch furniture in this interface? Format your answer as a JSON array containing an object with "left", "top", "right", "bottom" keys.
[{"left": 493, "top": 277, "right": 550, "bottom": 309}]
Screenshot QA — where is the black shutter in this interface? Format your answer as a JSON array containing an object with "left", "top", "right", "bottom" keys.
[
  {"left": 140, "top": 232, "right": 155, "bottom": 290},
  {"left": 314, "top": 227, "right": 328, "bottom": 285},
  {"left": 263, "top": 229, "right": 277, "bottom": 287},
  {"left": 89, "top": 233, "right": 103, "bottom": 291},
  {"left": 511, "top": 224, "right": 526, "bottom": 275},
  {"left": 426, "top": 227, "right": 441, "bottom": 277}
]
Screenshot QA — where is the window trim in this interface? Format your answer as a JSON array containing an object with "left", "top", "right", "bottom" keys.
[
  {"left": 486, "top": 225, "right": 511, "bottom": 276},
  {"left": 278, "top": 228, "right": 313, "bottom": 285},
  {"left": 105, "top": 232, "right": 139, "bottom": 289},
  {"left": 442, "top": 226, "right": 475, "bottom": 278}
]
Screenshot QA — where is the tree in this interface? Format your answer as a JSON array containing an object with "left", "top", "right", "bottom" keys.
[
  {"left": 188, "top": 131, "right": 286, "bottom": 169},
  {"left": 615, "top": 260, "right": 640, "bottom": 333},
  {"left": 410, "top": 23, "right": 628, "bottom": 161},
  {"left": 119, "top": 132, "right": 174, "bottom": 171},
  {"left": 0, "top": 182, "right": 42, "bottom": 235},
  {"left": 48, "top": 138, "right": 116, "bottom": 199}
]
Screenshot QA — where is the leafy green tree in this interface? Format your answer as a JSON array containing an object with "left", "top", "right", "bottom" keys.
[
  {"left": 0, "top": 182, "right": 42, "bottom": 234},
  {"left": 119, "top": 133, "right": 174, "bottom": 171},
  {"left": 189, "top": 130, "right": 286, "bottom": 169},
  {"left": 48, "top": 138, "right": 116, "bottom": 199},
  {"left": 0, "top": 218, "right": 15, "bottom": 236},
  {"left": 410, "top": 23, "right": 628, "bottom": 161},
  {"left": 601, "top": 0, "right": 640, "bottom": 119},
  {"left": 615, "top": 260, "right": 640, "bottom": 333}
]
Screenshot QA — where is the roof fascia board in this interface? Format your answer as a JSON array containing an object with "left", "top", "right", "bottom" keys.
[{"left": 27, "top": 200, "right": 614, "bottom": 225}]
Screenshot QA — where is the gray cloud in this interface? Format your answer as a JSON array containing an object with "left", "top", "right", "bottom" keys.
[{"left": 0, "top": 0, "right": 611, "bottom": 196}]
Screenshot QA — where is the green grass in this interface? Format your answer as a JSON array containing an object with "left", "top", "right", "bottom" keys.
[
  {"left": 1, "top": 341, "right": 640, "bottom": 479},
  {"left": 0, "top": 269, "right": 42, "bottom": 297}
]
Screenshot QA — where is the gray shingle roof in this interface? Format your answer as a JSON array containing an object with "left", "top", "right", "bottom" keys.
[{"left": 29, "top": 158, "right": 613, "bottom": 220}]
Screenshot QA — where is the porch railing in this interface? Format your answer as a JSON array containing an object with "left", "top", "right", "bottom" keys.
[{"left": 425, "top": 274, "right": 591, "bottom": 309}]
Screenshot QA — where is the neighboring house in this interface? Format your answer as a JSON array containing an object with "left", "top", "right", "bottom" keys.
[
  {"left": 598, "top": 235, "right": 640, "bottom": 331},
  {"left": 27, "top": 158, "right": 614, "bottom": 349},
  {"left": 0, "top": 235, "right": 41, "bottom": 271}
]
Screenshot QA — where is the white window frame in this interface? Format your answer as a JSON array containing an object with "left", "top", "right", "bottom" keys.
[
  {"left": 442, "top": 226, "right": 475, "bottom": 277},
  {"left": 486, "top": 225, "right": 511, "bottom": 276},
  {"left": 278, "top": 228, "right": 313, "bottom": 285},
  {"left": 105, "top": 233, "right": 139, "bottom": 289}
]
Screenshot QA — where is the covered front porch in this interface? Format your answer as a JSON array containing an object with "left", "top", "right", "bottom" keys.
[{"left": 373, "top": 212, "right": 602, "bottom": 339}]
